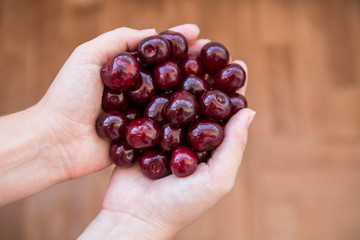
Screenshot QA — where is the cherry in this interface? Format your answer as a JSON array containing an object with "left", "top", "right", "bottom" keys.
[
  {"left": 164, "top": 91, "right": 198, "bottom": 126},
  {"left": 125, "top": 107, "right": 143, "bottom": 122},
  {"left": 159, "top": 30, "right": 188, "bottom": 61},
  {"left": 158, "top": 124, "right": 185, "bottom": 152},
  {"left": 179, "top": 54, "right": 203, "bottom": 77},
  {"left": 195, "top": 150, "right": 212, "bottom": 163},
  {"left": 178, "top": 74, "right": 209, "bottom": 99},
  {"left": 110, "top": 141, "right": 138, "bottom": 167},
  {"left": 137, "top": 36, "right": 170, "bottom": 65},
  {"left": 215, "top": 63, "right": 246, "bottom": 93},
  {"left": 125, "top": 118, "right": 160, "bottom": 149},
  {"left": 101, "top": 52, "right": 139, "bottom": 91},
  {"left": 128, "top": 70, "right": 156, "bottom": 104},
  {"left": 187, "top": 120, "right": 224, "bottom": 151},
  {"left": 170, "top": 146, "right": 197, "bottom": 177},
  {"left": 96, "top": 111, "right": 126, "bottom": 141},
  {"left": 139, "top": 150, "right": 171, "bottom": 179},
  {"left": 101, "top": 87, "right": 129, "bottom": 112},
  {"left": 229, "top": 93, "right": 247, "bottom": 117},
  {"left": 154, "top": 60, "right": 181, "bottom": 90},
  {"left": 199, "top": 90, "right": 232, "bottom": 119},
  {"left": 200, "top": 42, "right": 229, "bottom": 75},
  {"left": 144, "top": 94, "right": 169, "bottom": 124}
]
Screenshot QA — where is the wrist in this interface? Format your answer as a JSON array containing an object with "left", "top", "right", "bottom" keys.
[{"left": 78, "top": 208, "right": 176, "bottom": 240}]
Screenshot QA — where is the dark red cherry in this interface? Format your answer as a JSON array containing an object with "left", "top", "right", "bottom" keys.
[
  {"left": 125, "top": 118, "right": 160, "bottom": 149},
  {"left": 159, "top": 30, "right": 188, "bottom": 61},
  {"left": 199, "top": 90, "right": 231, "bottom": 119},
  {"left": 127, "top": 70, "right": 157, "bottom": 104},
  {"left": 200, "top": 42, "right": 229, "bottom": 75},
  {"left": 139, "top": 150, "right": 171, "bottom": 179},
  {"left": 164, "top": 91, "right": 198, "bottom": 126},
  {"left": 195, "top": 150, "right": 212, "bottom": 163},
  {"left": 125, "top": 107, "right": 143, "bottom": 122},
  {"left": 101, "top": 52, "right": 139, "bottom": 91},
  {"left": 215, "top": 63, "right": 246, "bottom": 93},
  {"left": 96, "top": 111, "right": 126, "bottom": 141},
  {"left": 101, "top": 87, "right": 129, "bottom": 112},
  {"left": 229, "top": 93, "right": 247, "bottom": 117},
  {"left": 158, "top": 124, "right": 185, "bottom": 152},
  {"left": 187, "top": 120, "right": 224, "bottom": 151},
  {"left": 204, "top": 74, "right": 216, "bottom": 89},
  {"left": 154, "top": 61, "right": 181, "bottom": 90},
  {"left": 178, "top": 75, "right": 209, "bottom": 99},
  {"left": 170, "top": 146, "right": 197, "bottom": 177},
  {"left": 137, "top": 36, "right": 170, "bottom": 65},
  {"left": 144, "top": 94, "right": 169, "bottom": 124},
  {"left": 179, "top": 54, "right": 203, "bottom": 77},
  {"left": 110, "top": 141, "right": 138, "bottom": 168}
]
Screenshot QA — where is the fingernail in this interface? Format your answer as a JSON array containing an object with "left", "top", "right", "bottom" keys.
[
  {"left": 246, "top": 110, "right": 256, "bottom": 128},
  {"left": 141, "top": 28, "right": 156, "bottom": 33}
]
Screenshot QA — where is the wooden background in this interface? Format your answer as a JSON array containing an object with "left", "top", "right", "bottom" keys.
[{"left": 1, "top": 0, "right": 360, "bottom": 239}]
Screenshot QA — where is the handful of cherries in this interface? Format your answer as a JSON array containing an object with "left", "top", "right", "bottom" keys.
[{"left": 96, "top": 30, "right": 247, "bottom": 179}]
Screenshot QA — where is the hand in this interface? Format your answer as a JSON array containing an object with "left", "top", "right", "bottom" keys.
[{"left": 78, "top": 26, "right": 256, "bottom": 238}]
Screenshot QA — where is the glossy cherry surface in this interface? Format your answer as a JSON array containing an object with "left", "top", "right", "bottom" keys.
[
  {"left": 187, "top": 120, "right": 224, "bottom": 151},
  {"left": 158, "top": 124, "right": 184, "bottom": 152},
  {"left": 154, "top": 60, "right": 181, "bottom": 90},
  {"left": 125, "top": 118, "right": 160, "bottom": 149},
  {"left": 128, "top": 70, "right": 156, "bottom": 104},
  {"left": 101, "top": 52, "right": 139, "bottom": 91},
  {"left": 125, "top": 107, "right": 143, "bottom": 122},
  {"left": 200, "top": 42, "right": 229, "bottom": 75},
  {"left": 215, "top": 63, "right": 246, "bottom": 93},
  {"left": 137, "top": 36, "right": 170, "bottom": 65},
  {"left": 199, "top": 90, "right": 231, "bottom": 119},
  {"left": 159, "top": 30, "right": 188, "bottom": 61},
  {"left": 179, "top": 54, "right": 203, "bottom": 77},
  {"left": 195, "top": 150, "right": 212, "bottom": 163},
  {"left": 96, "top": 111, "right": 126, "bottom": 141},
  {"left": 170, "top": 146, "right": 197, "bottom": 177},
  {"left": 110, "top": 141, "right": 138, "bottom": 167},
  {"left": 144, "top": 94, "right": 169, "bottom": 124},
  {"left": 229, "top": 92, "right": 247, "bottom": 117},
  {"left": 164, "top": 91, "right": 198, "bottom": 126},
  {"left": 102, "top": 87, "right": 129, "bottom": 112},
  {"left": 139, "top": 150, "right": 171, "bottom": 179},
  {"left": 178, "top": 75, "right": 209, "bottom": 99}
]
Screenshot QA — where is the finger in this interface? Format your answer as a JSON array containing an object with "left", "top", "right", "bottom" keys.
[
  {"left": 188, "top": 39, "right": 210, "bottom": 55},
  {"left": 169, "top": 24, "right": 200, "bottom": 42},
  {"left": 233, "top": 60, "right": 248, "bottom": 96},
  {"left": 73, "top": 27, "right": 157, "bottom": 64},
  {"left": 207, "top": 108, "right": 255, "bottom": 188}
]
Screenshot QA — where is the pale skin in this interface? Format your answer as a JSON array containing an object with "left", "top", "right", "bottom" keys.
[{"left": 0, "top": 24, "right": 255, "bottom": 239}]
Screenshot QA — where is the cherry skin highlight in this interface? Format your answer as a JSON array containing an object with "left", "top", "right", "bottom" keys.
[
  {"left": 170, "top": 146, "right": 197, "bottom": 177},
  {"left": 127, "top": 69, "right": 157, "bottom": 104},
  {"left": 101, "top": 87, "right": 129, "bottom": 112},
  {"left": 187, "top": 120, "right": 224, "bottom": 151},
  {"left": 178, "top": 74, "right": 209, "bottom": 99},
  {"left": 125, "top": 107, "right": 143, "bottom": 122},
  {"left": 200, "top": 42, "right": 229, "bottom": 75},
  {"left": 164, "top": 91, "right": 198, "bottom": 126},
  {"left": 179, "top": 54, "right": 203, "bottom": 77},
  {"left": 96, "top": 111, "right": 126, "bottom": 141},
  {"left": 199, "top": 90, "right": 232, "bottom": 119},
  {"left": 110, "top": 141, "right": 138, "bottom": 168},
  {"left": 101, "top": 52, "right": 139, "bottom": 91},
  {"left": 144, "top": 94, "right": 169, "bottom": 124},
  {"left": 215, "top": 63, "right": 246, "bottom": 93},
  {"left": 154, "top": 60, "right": 181, "bottom": 91},
  {"left": 125, "top": 118, "right": 161, "bottom": 149},
  {"left": 159, "top": 30, "right": 188, "bottom": 61},
  {"left": 158, "top": 124, "right": 185, "bottom": 152},
  {"left": 137, "top": 35, "right": 170, "bottom": 65},
  {"left": 195, "top": 150, "right": 212, "bottom": 163},
  {"left": 139, "top": 150, "right": 171, "bottom": 179}
]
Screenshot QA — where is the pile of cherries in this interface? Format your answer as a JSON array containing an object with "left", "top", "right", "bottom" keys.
[{"left": 96, "top": 30, "right": 247, "bottom": 179}]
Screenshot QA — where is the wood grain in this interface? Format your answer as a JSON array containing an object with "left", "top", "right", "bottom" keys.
[{"left": 1, "top": 0, "right": 360, "bottom": 239}]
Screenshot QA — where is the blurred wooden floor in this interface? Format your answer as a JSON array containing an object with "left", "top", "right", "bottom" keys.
[{"left": 1, "top": 0, "right": 360, "bottom": 239}]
